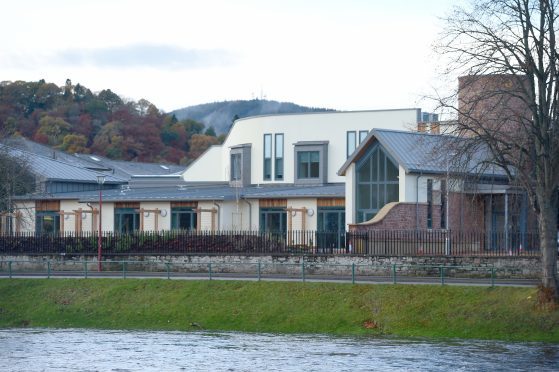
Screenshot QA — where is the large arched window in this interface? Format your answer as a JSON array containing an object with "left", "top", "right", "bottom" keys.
[{"left": 356, "top": 144, "right": 399, "bottom": 223}]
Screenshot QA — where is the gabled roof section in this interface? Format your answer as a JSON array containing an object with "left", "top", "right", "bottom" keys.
[
  {"left": 0, "top": 145, "right": 125, "bottom": 184},
  {"left": 2, "top": 137, "right": 185, "bottom": 180},
  {"left": 338, "top": 129, "right": 507, "bottom": 178}
]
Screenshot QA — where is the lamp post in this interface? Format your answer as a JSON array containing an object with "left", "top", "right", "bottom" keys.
[{"left": 96, "top": 175, "right": 105, "bottom": 271}]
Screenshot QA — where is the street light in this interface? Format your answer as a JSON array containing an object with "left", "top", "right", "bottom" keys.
[{"left": 96, "top": 175, "right": 106, "bottom": 271}]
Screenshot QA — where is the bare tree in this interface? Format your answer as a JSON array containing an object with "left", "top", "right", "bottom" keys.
[
  {"left": 435, "top": 0, "right": 559, "bottom": 300},
  {"left": 0, "top": 142, "right": 35, "bottom": 233}
]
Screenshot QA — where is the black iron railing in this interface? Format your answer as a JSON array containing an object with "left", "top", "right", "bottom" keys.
[{"left": 0, "top": 229, "right": 542, "bottom": 257}]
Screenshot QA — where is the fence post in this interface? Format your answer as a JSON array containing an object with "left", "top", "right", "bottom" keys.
[
  {"left": 8, "top": 261, "right": 12, "bottom": 279},
  {"left": 440, "top": 266, "right": 445, "bottom": 285},
  {"left": 352, "top": 263, "right": 355, "bottom": 284},
  {"left": 122, "top": 261, "right": 127, "bottom": 279},
  {"left": 47, "top": 261, "right": 51, "bottom": 279},
  {"left": 84, "top": 261, "right": 88, "bottom": 279},
  {"left": 166, "top": 262, "right": 170, "bottom": 280},
  {"left": 257, "top": 261, "right": 261, "bottom": 281},
  {"left": 208, "top": 263, "right": 212, "bottom": 280},
  {"left": 491, "top": 267, "right": 495, "bottom": 287},
  {"left": 392, "top": 263, "right": 396, "bottom": 284},
  {"left": 302, "top": 261, "right": 305, "bottom": 282}
]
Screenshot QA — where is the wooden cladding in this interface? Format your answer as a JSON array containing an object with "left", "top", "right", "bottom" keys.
[
  {"left": 115, "top": 202, "right": 140, "bottom": 209},
  {"left": 171, "top": 201, "right": 198, "bottom": 208},
  {"left": 35, "top": 200, "right": 60, "bottom": 211},
  {"left": 259, "top": 199, "right": 287, "bottom": 208},
  {"left": 317, "top": 198, "right": 345, "bottom": 207}
]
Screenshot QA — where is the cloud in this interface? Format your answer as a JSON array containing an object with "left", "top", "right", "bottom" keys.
[{"left": 2, "top": 44, "right": 237, "bottom": 70}]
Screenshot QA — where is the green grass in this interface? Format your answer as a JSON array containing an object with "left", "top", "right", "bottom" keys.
[{"left": 0, "top": 279, "right": 558, "bottom": 342}]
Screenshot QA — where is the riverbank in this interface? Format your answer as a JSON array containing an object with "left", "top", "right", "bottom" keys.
[{"left": 0, "top": 279, "right": 557, "bottom": 342}]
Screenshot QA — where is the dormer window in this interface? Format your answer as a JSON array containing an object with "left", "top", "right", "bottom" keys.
[
  {"left": 293, "top": 141, "right": 328, "bottom": 185},
  {"left": 229, "top": 144, "right": 251, "bottom": 187}
]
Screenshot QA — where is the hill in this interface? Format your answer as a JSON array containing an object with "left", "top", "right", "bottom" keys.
[{"left": 172, "top": 99, "right": 335, "bottom": 134}]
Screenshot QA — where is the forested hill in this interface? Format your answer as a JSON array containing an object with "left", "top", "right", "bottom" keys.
[
  {"left": 0, "top": 79, "right": 223, "bottom": 165},
  {"left": 172, "top": 99, "right": 335, "bottom": 134}
]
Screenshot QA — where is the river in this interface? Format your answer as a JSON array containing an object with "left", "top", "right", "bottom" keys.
[{"left": 1, "top": 329, "right": 558, "bottom": 371}]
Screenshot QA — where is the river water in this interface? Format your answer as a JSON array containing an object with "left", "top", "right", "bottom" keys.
[{"left": 0, "top": 328, "right": 558, "bottom": 371}]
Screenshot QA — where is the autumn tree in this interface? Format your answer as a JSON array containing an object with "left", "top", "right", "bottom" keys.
[{"left": 436, "top": 0, "right": 559, "bottom": 300}]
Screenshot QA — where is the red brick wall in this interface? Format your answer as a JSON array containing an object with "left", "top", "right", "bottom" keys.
[{"left": 350, "top": 193, "right": 485, "bottom": 232}]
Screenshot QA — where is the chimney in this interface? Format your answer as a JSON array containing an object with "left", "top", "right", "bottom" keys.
[{"left": 430, "top": 122, "right": 440, "bottom": 134}]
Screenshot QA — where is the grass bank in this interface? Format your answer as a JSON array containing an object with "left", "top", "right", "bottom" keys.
[{"left": 0, "top": 279, "right": 557, "bottom": 342}]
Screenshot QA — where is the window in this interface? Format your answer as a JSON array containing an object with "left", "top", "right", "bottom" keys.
[
  {"left": 230, "top": 153, "right": 241, "bottom": 181},
  {"left": 297, "top": 151, "right": 320, "bottom": 179},
  {"left": 427, "top": 179, "right": 433, "bottom": 229},
  {"left": 36, "top": 211, "right": 60, "bottom": 234},
  {"left": 171, "top": 207, "right": 197, "bottom": 230},
  {"left": 114, "top": 208, "right": 139, "bottom": 233},
  {"left": 263, "top": 134, "right": 272, "bottom": 180},
  {"left": 274, "top": 134, "right": 284, "bottom": 180},
  {"left": 346, "top": 131, "right": 356, "bottom": 158},
  {"left": 440, "top": 180, "right": 447, "bottom": 229},
  {"left": 359, "top": 130, "right": 368, "bottom": 143},
  {"left": 356, "top": 145, "right": 399, "bottom": 223},
  {"left": 260, "top": 208, "right": 287, "bottom": 233},
  {"left": 317, "top": 207, "right": 346, "bottom": 250}
]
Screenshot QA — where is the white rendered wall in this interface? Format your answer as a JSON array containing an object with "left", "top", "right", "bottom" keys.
[
  {"left": 287, "top": 198, "right": 318, "bottom": 231},
  {"left": 219, "top": 200, "right": 251, "bottom": 230},
  {"left": 15, "top": 201, "right": 35, "bottom": 233},
  {"left": 182, "top": 145, "right": 224, "bottom": 182},
  {"left": 344, "top": 164, "right": 356, "bottom": 226},
  {"left": 59, "top": 200, "right": 83, "bottom": 233},
  {"left": 140, "top": 202, "right": 171, "bottom": 231},
  {"left": 182, "top": 109, "right": 419, "bottom": 184}
]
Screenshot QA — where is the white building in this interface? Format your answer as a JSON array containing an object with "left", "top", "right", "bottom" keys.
[{"left": 10, "top": 109, "right": 433, "bottom": 239}]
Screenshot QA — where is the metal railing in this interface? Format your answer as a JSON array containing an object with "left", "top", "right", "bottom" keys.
[
  {"left": 0, "top": 259, "right": 521, "bottom": 287},
  {"left": 0, "top": 229, "right": 542, "bottom": 257}
]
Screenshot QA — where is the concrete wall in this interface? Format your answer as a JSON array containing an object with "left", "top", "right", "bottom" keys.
[{"left": 1, "top": 254, "right": 550, "bottom": 279}]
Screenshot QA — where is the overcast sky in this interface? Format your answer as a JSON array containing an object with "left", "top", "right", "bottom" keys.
[{"left": 0, "top": 0, "right": 457, "bottom": 113}]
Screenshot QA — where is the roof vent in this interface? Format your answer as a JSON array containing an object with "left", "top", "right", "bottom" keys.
[
  {"left": 160, "top": 165, "right": 170, "bottom": 170},
  {"left": 89, "top": 156, "right": 101, "bottom": 162}
]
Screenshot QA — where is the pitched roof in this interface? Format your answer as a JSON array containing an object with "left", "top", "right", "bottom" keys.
[
  {"left": 2, "top": 137, "right": 185, "bottom": 180},
  {"left": 15, "top": 183, "right": 345, "bottom": 202},
  {"left": 338, "top": 129, "right": 507, "bottom": 178},
  {"left": 1, "top": 145, "right": 125, "bottom": 184}
]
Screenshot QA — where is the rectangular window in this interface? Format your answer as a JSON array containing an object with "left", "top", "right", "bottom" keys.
[
  {"left": 427, "top": 179, "right": 433, "bottom": 229},
  {"left": 114, "top": 208, "right": 140, "bottom": 233},
  {"left": 274, "top": 134, "right": 284, "bottom": 180},
  {"left": 441, "top": 180, "right": 447, "bottom": 229},
  {"left": 171, "top": 207, "right": 197, "bottom": 230},
  {"left": 230, "top": 153, "right": 241, "bottom": 181},
  {"left": 359, "top": 130, "right": 368, "bottom": 143},
  {"left": 260, "top": 208, "right": 287, "bottom": 233},
  {"left": 297, "top": 151, "right": 320, "bottom": 179},
  {"left": 263, "top": 134, "right": 272, "bottom": 180},
  {"left": 36, "top": 211, "right": 60, "bottom": 235},
  {"left": 346, "top": 131, "right": 356, "bottom": 158}
]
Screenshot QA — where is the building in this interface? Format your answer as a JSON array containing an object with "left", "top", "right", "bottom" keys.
[{"left": 8, "top": 109, "right": 432, "bottom": 238}]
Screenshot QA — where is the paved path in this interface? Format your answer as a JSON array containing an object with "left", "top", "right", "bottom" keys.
[{"left": 0, "top": 271, "right": 539, "bottom": 287}]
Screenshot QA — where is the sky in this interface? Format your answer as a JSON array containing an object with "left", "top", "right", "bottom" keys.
[{"left": 0, "top": 0, "right": 458, "bottom": 113}]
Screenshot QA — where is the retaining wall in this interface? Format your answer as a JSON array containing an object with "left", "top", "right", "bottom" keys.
[{"left": 0, "top": 254, "right": 552, "bottom": 279}]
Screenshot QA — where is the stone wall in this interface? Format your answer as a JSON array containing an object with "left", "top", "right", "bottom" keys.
[{"left": 0, "top": 254, "right": 551, "bottom": 279}]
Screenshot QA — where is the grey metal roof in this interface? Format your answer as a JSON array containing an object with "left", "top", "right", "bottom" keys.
[
  {"left": 3, "top": 137, "right": 185, "bottom": 180},
  {"left": 1, "top": 145, "right": 126, "bottom": 184},
  {"left": 338, "top": 129, "right": 508, "bottom": 178},
  {"left": 15, "top": 183, "right": 345, "bottom": 202}
]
